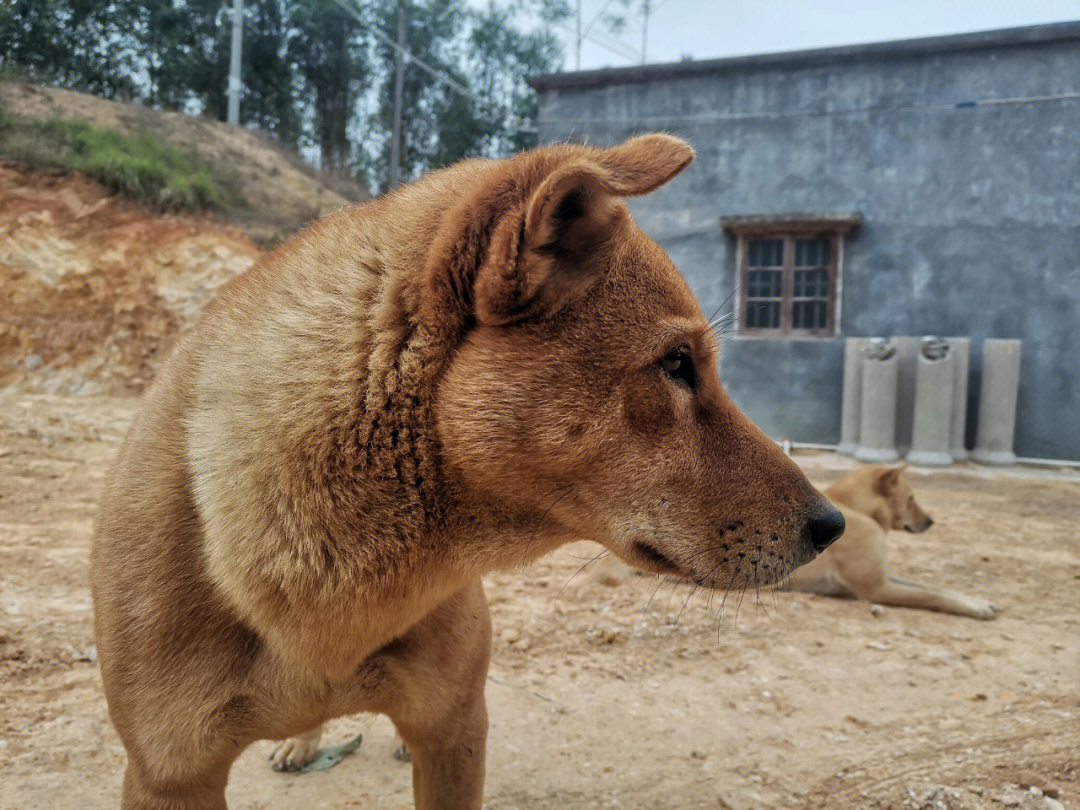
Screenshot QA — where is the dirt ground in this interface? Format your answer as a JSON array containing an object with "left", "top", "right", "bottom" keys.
[{"left": 1, "top": 392, "right": 1077, "bottom": 810}]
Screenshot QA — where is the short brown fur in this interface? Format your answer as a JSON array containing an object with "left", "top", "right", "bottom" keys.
[
  {"left": 92, "top": 135, "right": 838, "bottom": 809},
  {"left": 784, "top": 464, "right": 999, "bottom": 619}
]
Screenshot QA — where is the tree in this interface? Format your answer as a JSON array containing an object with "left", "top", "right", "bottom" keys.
[
  {"left": 118, "top": 0, "right": 204, "bottom": 109},
  {"left": 464, "top": 0, "right": 564, "bottom": 155},
  {"left": 288, "top": 0, "right": 369, "bottom": 173},
  {"left": 242, "top": 0, "right": 301, "bottom": 144},
  {"left": 0, "top": 0, "right": 137, "bottom": 97},
  {"left": 358, "top": 0, "right": 567, "bottom": 193},
  {"left": 0, "top": 0, "right": 570, "bottom": 188},
  {"left": 190, "top": 0, "right": 300, "bottom": 146}
]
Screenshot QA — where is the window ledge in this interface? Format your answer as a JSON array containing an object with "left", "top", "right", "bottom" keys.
[
  {"left": 721, "top": 212, "right": 862, "bottom": 235},
  {"left": 730, "top": 332, "right": 839, "bottom": 342}
]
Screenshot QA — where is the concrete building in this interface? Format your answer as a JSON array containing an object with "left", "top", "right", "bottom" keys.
[{"left": 529, "top": 23, "right": 1080, "bottom": 461}]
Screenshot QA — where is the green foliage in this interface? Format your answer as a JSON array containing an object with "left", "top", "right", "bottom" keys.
[
  {"left": 358, "top": 0, "right": 566, "bottom": 192},
  {"left": 287, "top": 0, "right": 371, "bottom": 173},
  {"left": 0, "top": 110, "right": 235, "bottom": 211},
  {"left": 0, "top": 0, "right": 138, "bottom": 98},
  {"left": 0, "top": 0, "right": 571, "bottom": 195}
]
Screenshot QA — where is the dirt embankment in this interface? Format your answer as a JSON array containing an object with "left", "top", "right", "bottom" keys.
[
  {"left": 0, "top": 162, "right": 261, "bottom": 394},
  {"left": 0, "top": 80, "right": 368, "bottom": 244}
]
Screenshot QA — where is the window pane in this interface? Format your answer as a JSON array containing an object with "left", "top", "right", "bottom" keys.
[
  {"left": 793, "top": 268, "right": 829, "bottom": 298},
  {"left": 794, "top": 238, "right": 829, "bottom": 267},
  {"left": 747, "top": 269, "right": 781, "bottom": 297},
  {"left": 792, "top": 300, "right": 827, "bottom": 329},
  {"left": 748, "top": 239, "right": 783, "bottom": 267},
  {"left": 746, "top": 300, "right": 780, "bottom": 329}
]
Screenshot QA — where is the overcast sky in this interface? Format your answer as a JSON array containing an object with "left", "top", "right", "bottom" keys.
[{"left": 558, "top": 0, "right": 1080, "bottom": 71}]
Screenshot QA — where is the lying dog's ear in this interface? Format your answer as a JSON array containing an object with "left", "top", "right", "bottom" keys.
[
  {"left": 474, "top": 136, "right": 694, "bottom": 325},
  {"left": 875, "top": 464, "right": 908, "bottom": 494}
]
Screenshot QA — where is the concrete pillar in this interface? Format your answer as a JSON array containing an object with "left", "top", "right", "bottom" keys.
[
  {"left": 948, "top": 337, "right": 971, "bottom": 461},
  {"left": 907, "top": 338, "right": 954, "bottom": 467},
  {"left": 855, "top": 339, "right": 899, "bottom": 463},
  {"left": 838, "top": 338, "right": 867, "bottom": 456},
  {"left": 972, "top": 339, "right": 1022, "bottom": 465},
  {"left": 893, "top": 336, "right": 919, "bottom": 456}
]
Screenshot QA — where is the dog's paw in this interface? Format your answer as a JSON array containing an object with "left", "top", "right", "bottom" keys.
[
  {"left": 964, "top": 596, "right": 1000, "bottom": 620},
  {"left": 269, "top": 729, "right": 323, "bottom": 772}
]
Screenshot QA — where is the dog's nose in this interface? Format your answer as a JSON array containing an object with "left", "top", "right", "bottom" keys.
[{"left": 804, "top": 502, "right": 845, "bottom": 552}]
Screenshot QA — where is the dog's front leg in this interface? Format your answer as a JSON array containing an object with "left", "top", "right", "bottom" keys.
[
  {"left": 400, "top": 690, "right": 488, "bottom": 810},
  {"left": 355, "top": 578, "right": 491, "bottom": 809},
  {"left": 269, "top": 725, "right": 323, "bottom": 771}
]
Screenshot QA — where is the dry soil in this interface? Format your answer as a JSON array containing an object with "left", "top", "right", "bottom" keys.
[{"left": 1, "top": 392, "right": 1077, "bottom": 810}]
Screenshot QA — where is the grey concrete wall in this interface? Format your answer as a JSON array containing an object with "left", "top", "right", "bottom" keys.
[{"left": 534, "top": 29, "right": 1080, "bottom": 459}]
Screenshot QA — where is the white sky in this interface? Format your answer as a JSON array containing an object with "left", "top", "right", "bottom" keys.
[{"left": 557, "top": 0, "right": 1080, "bottom": 71}]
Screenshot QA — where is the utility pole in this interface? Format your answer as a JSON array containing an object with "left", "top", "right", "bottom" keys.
[
  {"left": 575, "top": 0, "right": 582, "bottom": 70},
  {"left": 641, "top": 0, "right": 649, "bottom": 65},
  {"left": 226, "top": 0, "right": 243, "bottom": 126},
  {"left": 389, "top": 1, "right": 406, "bottom": 189}
]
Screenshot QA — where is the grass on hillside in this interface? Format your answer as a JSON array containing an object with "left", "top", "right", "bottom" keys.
[{"left": 0, "top": 108, "right": 239, "bottom": 212}]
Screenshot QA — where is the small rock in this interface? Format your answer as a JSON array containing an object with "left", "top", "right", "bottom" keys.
[
  {"left": 500, "top": 628, "right": 520, "bottom": 645},
  {"left": 598, "top": 629, "right": 624, "bottom": 645},
  {"left": 870, "top": 604, "right": 886, "bottom": 617}
]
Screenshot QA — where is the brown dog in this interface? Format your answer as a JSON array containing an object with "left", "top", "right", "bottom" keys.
[
  {"left": 784, "top": 465, "right": 998, "bottom": 619},
  {"left": 90, "top": 135, "right": 845, "bottom": 810}
]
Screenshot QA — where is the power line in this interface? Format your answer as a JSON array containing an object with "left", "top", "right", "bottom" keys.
[
  {"left": 328, "top": 0, "right": 536, "bottom": 133},
  {"left": 538, "top": 91, "right": 1080, "bottom": 127},
  {"left": 555, "top": 19, "right": 640, "bottom": 62},
  {"left": 582, "top": 0, "right": 619, "bottom": 37}
]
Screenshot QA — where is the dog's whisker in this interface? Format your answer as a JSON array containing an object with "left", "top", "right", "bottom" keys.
[
  {"left": 555, "top": 546, "right": 608, "bottom": 600},
  {"left": 705, "top": 286, "right": 740, "bottom": 328},
  {"left": 640, "top": 573, "right": 667, "bottom": 621},
  {"left": 523, "top": 484, "right": 576, "bottom": 567},
  {"left": 671, "top": 583, "right": 698, "bottom": 630}
]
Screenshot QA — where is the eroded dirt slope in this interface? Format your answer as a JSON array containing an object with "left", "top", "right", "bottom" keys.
[
  {"left": 0, "top": 163, "right": 260, "bottom": 394},
  {"left": 1, "top": 81, "right": 367, "bottom": 243}
]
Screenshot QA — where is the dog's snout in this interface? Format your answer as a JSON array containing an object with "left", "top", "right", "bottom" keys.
[{"left": 804, "top": 502, "right": 845, "bottom": 552}]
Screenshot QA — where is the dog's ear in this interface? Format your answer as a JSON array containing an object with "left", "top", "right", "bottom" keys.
[
  {"left": 474, "top": 136, "right": 694, "bottom": 326},
  {"left": 474, "top": 160, "right": 612, "bottom": 325},
  {"left": 875, "top": 464, "right": 907, "bottom": 494},
  {"left": 592, "top": 134, "right": 695, "bottom": 197}
]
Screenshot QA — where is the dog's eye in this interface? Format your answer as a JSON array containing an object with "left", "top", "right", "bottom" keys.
[{"left": 660, "top": 346, "right": 696, "bottom": 389}]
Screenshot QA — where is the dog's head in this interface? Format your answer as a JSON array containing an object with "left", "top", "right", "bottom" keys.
[
  {"left": 429, "top": 135, "right": 843, "bottom": 590},
  {"left": 874, "top": 465, "right": 934, "bottom": 533}
]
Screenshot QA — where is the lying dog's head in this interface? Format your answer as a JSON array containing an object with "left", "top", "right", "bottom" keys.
[
  {"left": 429, "top": 135, "right": 843, "bottom": 590},
  {"left": 874, "top": 465, "right": 934, "bottom": 533}
]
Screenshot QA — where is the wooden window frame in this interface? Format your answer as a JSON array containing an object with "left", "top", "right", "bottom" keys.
[{"left": 722, "top": 214, "right": 861, "bottom": 340}]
